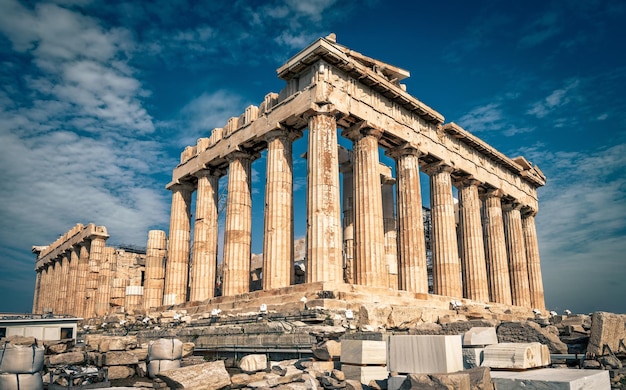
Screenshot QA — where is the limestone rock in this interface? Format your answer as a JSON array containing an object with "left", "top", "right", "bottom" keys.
[
  {"left": 465, "top": 367, "right": 493, "bottom": 390},
  {"left": 182, "top": 342, "right": 195, "bottom": 357},
  {"left": 48, "top": 351, "right": 85, "bottom": 365},
  {"left": 1, "top": 336, "right": 37, "bottom": 346},
  {"left": 496, "top": 321, "right": 567, "bottom": 353},
  {"left": 107, "top": 365, "right": 135, "bottom": 380},
  {"left": 156, "top": 360, "right": 231, "bottom": 390},
  {"left": 107, "top": 335, "right": 138, "bottom": 351},
  {"left": 490, "top": 368, "right": 610, "bottom": 389},
  {"left": 298, "top": 359, "right": 335, "bottom": 373},
  {"left": 312, "top": 340, "right": 341, "bottom": 361},
  {"left": 588, "top": 311, "right": 626, "bottom": 356},
  {"left": 462, "top": 327, "right": 498, "bottom": 346},
  {"left": 231, "top": 372, "right": 267, "bottom": 388},
  {"left": 128, "top": 347, "right": 149, "bottom": 361},
  {"left": 345, "top": 379, "right": 363, "bottom": 390},
  {"left": 308, "top": 326, "right": 346, "bottom": 340},
  {"left": 341, "top": 340, "right": 386, "bottom": 365},
  {"left": 341, "top": 365, "right": 388, "bottom": 384},
  {"left": 462, "top": 348, "right": 484, "bottom": 369},
  {"left": 398, "top": 372, "right": 471, "bottom": 390},
  {"left": 103, "top": 351, "right": 139, "bottom": 366},
  {"left": 239, "top": 354, "right": 268, "bottom": 372},
  {"left": 388, "top": 335, "right": 463, "bottom": 374}
]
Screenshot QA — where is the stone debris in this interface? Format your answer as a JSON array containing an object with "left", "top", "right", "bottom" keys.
[
  {"left": 481, "top": 342, "right": 550, "bottom": 369},
  {"left": 156, "top": 360, "right": 231, "bottom": 390}
]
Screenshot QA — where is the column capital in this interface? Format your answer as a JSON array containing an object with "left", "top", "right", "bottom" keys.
[
  {"left": 455, "top": 176, "right": 481, "bottom": 188},
  {"left": 502, "top": 199, "right": 523, "bottom": 211},
  {"left": 195, "top": 168, "right": 224, "bottom": 179},
  {"left": 264, "top": 127, "right": 303, "bottom": 143},
  {"left": 521, "top": 206, "right": 538, "bottom": 217},
  {"left": 303, "top": 103, "right": 340, "bottom": 120},
  {"left": 422, "top": 161, "right": 454, "bottom": 176},
  {"left": 342, "top": 120, "right": 383, "bottom": 141},
  {"left": 386, "top": 142, "right": 421, "bottom": 159},
  {"left": 168, "top": 181, "right": 195, "bottom": 193},
  {"left": 480, "top": 187, "right": 504, "bottom": 200},
  {"left": 225, "top": 149, "right": 260, "bottom": 163}
]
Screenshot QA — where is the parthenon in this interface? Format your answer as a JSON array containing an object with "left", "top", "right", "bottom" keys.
[{"left": 32, "top": 35, "right": 546, "bottom": 318}]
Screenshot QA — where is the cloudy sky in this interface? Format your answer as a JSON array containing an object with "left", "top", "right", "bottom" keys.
[{"left": 1, "top": 0, "right": 624, "bottom": 315}]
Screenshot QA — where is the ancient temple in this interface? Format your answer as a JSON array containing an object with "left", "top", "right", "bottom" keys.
[{"left": 32, "top": 35, "right": 546, "bottom": 318}]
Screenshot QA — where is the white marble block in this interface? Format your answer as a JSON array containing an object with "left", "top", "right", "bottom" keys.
[
  {"left": 462, "top": 347, "right": 484, "bottom": 369},
  {"left": 387, "top": 375, "right": 407, "bottom": 390},
  {"left": 387, "top": 335, "right": 463, "bottom": 374},
  {"left": 491, "top": 368, "right": 610, "bottom": 389},
  {"left": 462, "top": 327, "right": 498, "bottom": 346},
  {"left": 341, "top": 340, "right": 386, "bottom": 365},
  {"left": 481, "top": 342, "right": 550, "bottom": 369},
  {"left": 341, "top": 364, "right": 388, "bottom": 384}
]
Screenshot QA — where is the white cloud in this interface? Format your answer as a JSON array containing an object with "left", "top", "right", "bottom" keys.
[
  {"left": 457, "top": 102, "right": 534, "bottom": 136},
  {"left": 526, "top": 79, "right": 580, "bottom": 119}
]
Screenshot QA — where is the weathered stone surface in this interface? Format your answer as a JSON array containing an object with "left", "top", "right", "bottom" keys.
[
  {"left": 103, "top": 351, "right": 139, "bottom": 366},
  {"left": 157, "top": 360, "right": 231, "bottom": 390},
  {"left": 108, "top": 335, "right": 138, "bottom": 351},
  {"left": 240, "top": 354, "right": 268, "bottom": 372},
  {"left": 342, "top": 365, "right": 388, "bottom": 384},
  {"left": 465, "top": 367, "right": 493, "bottom": 390},
  {"left": 496, "top": 321, "right": 567, "bottom": 353},
  {"left": 308, "top": 326, "right": 346, "bottom": 340},
  {"left": 312, "top": 340, "right": 341, "bottom": 361},
  {"left": 2, "top": 336, "right": 37, "bottom": 346},
  {"left": 299, "top": 360, "right": 335, "bottom": 373},
  {"left": 341, "top": 340, "right": 386, "bottom": 365},
  {"left": 48, "top": 351, "right": 85, "bottom": 365},
  {"left": 388, "top": 335, "right": 463, "bottom": 374},
  {"left": 462, "top": 348, "right": 484, "bottom": 369},
  {"left": 481, "top": 342, "right": 550, "bottom": 369},
  {"left": 128, "top": 347, "right": 149, "bottom": 361},
  {"left": 462, "top": 327, "right": 498, "bottom": 346},
  {"left": 47, "top": 343, "right": 69, "bottom": 354},
  {"left": 231, "top": 372, "right": 267, "bottom": 388},
  {"left": 345, "top": 379, "right": 363, "bottom": 390},
  {"left": 388, "top": 375, "right": 406, "bottom": 390},
  {"left": 107, "top": 365, "right": 135, "bottom": 380},
  {"left": 490, "top": 368, "right": 610, "bottom": 390},
  {"left": 588, "top": 311, "right": 626, "bottom": 356},
  {"left": 398, "top": 372, "right": 471, "bottom": 390},
  {"left": 182, "top": 342, "right": 194, "bottom": 357}
]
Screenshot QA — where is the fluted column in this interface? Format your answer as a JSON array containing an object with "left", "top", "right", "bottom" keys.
[
  {"left": 263, "top": 129, "right": 299, "bottom": 290},
  {"left": 39, "top": 266, "right": 50, "bottom": 313},
  {"left": 345, "top": 123, "right": 386, "bottom": 287},
  {"left": 65, "top": 247, "right": 80, "bottom": 316},
  {"left": 389, "top": 146, "right": 428, "bottom": 293},
  {"left": 163, "top": 182, "right": 193, "bottom": 305},
  {"left": 85, "top": 236, "right": 106, "bottom": 318},
  {"left": 482, "top": 190, "right": 512, "bottom": 304},
  {"left": 95, "top": 247, "right": 114, "bottom": 316},
  {"left": 190, "top": 170, "right": 220, "bottom": 301},
  {"left": 222, "top": 151, "right": 253, "bottom": 296},
  {"left": 522, "top": 211, "right": 545, "bottom": 309},
  {"left": 58, "top": 253, "right": 70, "bottom": 314},
  {"left": 457, "top": 179, "right": 489, "bottom": 302},
  {"left": 306, "top": 109, "right": 343, "bottom": 283},
  {"left": 424, "top": 163, "right": 461, "bottom": 297},
  {"left": 503, "top": 201, "right": 531, "bottom": 307},
  {"left": 75, "top": 244, "right": 89, "bottom": 318},
  {"left": 382, "top": 176, "right": 398, "bottom": 289},
  {"left": 340, "top": 163, "right": 354, "bottom": 283},
  {"left": 144, "top": 230, "right": 168, "bottom": 309},
  {"left": 50, "top": 260, "right": 61, "bottom": 313},
  {"left": 32, "top": 270, "right": 42, "bottom": 314}
]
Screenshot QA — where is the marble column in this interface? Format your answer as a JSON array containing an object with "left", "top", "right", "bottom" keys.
[
  {"left": 66, "top": 247, "right": 80, "bottom": 316},
  {"left": 222, "top": 151, "right": 253, "bottom": 296},
  {"left": 144, "top": 230, "right": 167, "bottom": 310},
  {"left": 75, "top": 244, "right": 89, "bottom": 318},
  {"left": 190, "top": 169, "right": 220, "bottom": 301},
  {"left": 32, "top": 270, "right": 42, "bottom": 314},
  {"left": 522, "top": 211, "right": 545, "bottom": 309},
  {"left": 49, "top": 260, "right": 59, "bottom": 313},
  {"left": 263, "top": 129, "right": 298, "bottom": 290},
  {"left": 382, "top": 176, "right": 398, "bottom": 289},
  {"left": 340, "top": 163, "right": 355, "bottom": 284},
  {"left": 389, "top": 146, "right": 428, "bottom": 293},
  {"left": 503, "top": 201, "right": 531, "bottom": 307},
  {"left": 482, "top": 190, "right": 512, "bottom": 305},
  {"left": 425, "top": 163, "right": 462, "bottom": 297},
  {"left": 163, "top": 182, "right": 193, "bottom": 305},
  {"left": 344, "top": 123, "right": 386, "bottom": 287},
  {"left": 58, "top": 253, "right": 70, "bottom": 314},
  {"left": 95, "top": 247, "right": 114, "bottom": 316},
  {"left": 85, "top": 236, "right": 106, "bottom": 318},
  {"left": 306, "top": 109, "right": 343, "bottom": 283},
  {"left": 457, "top": 179, "right": 489, "bottom": 302},
  {"left": 40, "top": 266, "right": 50, "bottom": 313}
]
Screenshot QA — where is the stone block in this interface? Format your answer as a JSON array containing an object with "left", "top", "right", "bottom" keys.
[
  {"left": 312, "top": 340, "right": 341, "bottom": 361},
  {"left": 48, "top": 351, "right": 85, "bottom": 366},
  {"left": 463, "top": 327, "right": 498, "bottom": 346},
  {"left": 588, "top": 311, "right": 626, "bottom": 356},
  {"left": 156, "top": 360, "right": 231, "bottom": 390},
  {"left": 387, "top": 335, "right": 463, "bottom": 374},
  {"left": 298, "top": 359, "right": 335, "bottom": 373},
  {"left": 182, "top": 342, "right": 195, "bottom": 357},
  {"left": 128, "top": 347, "right": 149, "bottom": 361},
  {"left": 387, "top": 375, "right": 406, "bottom": 390},
  {"left": 103, "top": 351, "right": 139, "bottom": 366},
  {"left": 490, "top": 368, "right": 610, "bottom": 389},
  {"left": 465, "top": 367, "right": 494, "bottom": 390},
  {"left": 341, "top": 340, "right": 386, "bottom": 365},
  {"left": 481, "top": 342, "right": 550, "bottom": 369},
  {"left": 462, "top": 347, "right": 484, "bottom": 369},
  {"left": 397, "top": 372, "right": 470, "bottom": 390},
  {"left": 231, "top": 372, "right": 267, "bottom": 388},
  {"left": 342, "top": 364, "right": 388, "bottom": 384},
  {"left": 239, "top": 354, "right": 268, "bottom": 372},
  {"left": 107, "top": 365, "right": 135, "bottom": 380}
]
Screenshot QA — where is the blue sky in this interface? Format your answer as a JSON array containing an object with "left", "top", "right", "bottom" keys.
[{"left": 1, "top": 0, "right": 624, "bottom": 315}]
